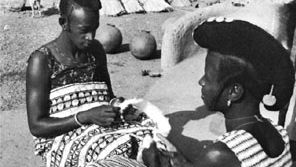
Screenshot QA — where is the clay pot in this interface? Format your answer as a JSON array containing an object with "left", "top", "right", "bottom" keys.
[
  {"left": 130, "top": 30, "right": 157, "bottom": 60},
  {"left": 97, "top": 24, "right": 122, "bottom": 54}
]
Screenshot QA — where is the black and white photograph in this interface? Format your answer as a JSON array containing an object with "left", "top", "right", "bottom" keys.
[{"left": 0, "top": 0, "right": 295, "bottom": 167}]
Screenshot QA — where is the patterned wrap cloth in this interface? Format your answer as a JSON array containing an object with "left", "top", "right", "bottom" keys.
[
  {"left": 30, "top": 47, "right": 156, "bottom": 167},
  {"left": 86, "top": 155, "right": 146, "bottom": 167},
  {"left": 218, "top": 124, "right": 292, "bottom": 167},
  {"left": 34, "top": 82, "right": 156, "bottom": 167}
]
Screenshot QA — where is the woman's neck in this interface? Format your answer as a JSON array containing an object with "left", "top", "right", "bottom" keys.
[
  {"left": 55, "top": 32, "right": 77, "bottom": 57},
  {"left": 225, "top": 114, "right": 264, "bottom": 131},
  {"left": 224, "top": 101, "right": 261, "bottom": 131}
]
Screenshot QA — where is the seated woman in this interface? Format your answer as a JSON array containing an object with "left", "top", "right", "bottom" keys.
[
  {"left": 26, "top": 0, "right": 156, "bottom": 167},
  {"left": 142, "top": 18, "right": 295, "bottom": 167}
]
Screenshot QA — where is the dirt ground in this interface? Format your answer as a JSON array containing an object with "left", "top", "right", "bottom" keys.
[{"left": 0, "top": 2, "right": 192, "bottom": 167}]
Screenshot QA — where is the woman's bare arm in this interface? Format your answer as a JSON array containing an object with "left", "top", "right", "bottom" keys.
[
  {"left": 142, "top": 141, "right": 241, "bottom": 167},
  {"left": 26, "top": 51, "right": 82, "bottom": 138},
  {"left": 26, "top": 51, "right": 117, "bottom": 138}
]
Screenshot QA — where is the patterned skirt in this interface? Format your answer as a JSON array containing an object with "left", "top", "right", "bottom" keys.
[{"left": 33, "top": 82, "right": 154, "bottom": 167}]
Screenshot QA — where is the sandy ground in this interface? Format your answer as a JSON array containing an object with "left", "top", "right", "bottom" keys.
[{"left": 0, "top": 3, "right": 193, "bottom": 166}]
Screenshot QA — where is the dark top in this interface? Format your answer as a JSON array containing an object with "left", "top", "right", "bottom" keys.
[
  {"left": 35, "top": 47, "right": 97, "bottom": 89},
  {"left": 29, "top": 40, "right": 114, "bottom": 98}
]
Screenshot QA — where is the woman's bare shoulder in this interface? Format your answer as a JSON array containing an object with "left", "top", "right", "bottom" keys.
[
  {"left": 28, "top": 40, "right": 58, "bottom": 65},
  {"left": 27, "top": 45, "right": 52, "bottom": 78},
  {"left": 194, "top": 141, "right": 241, "bottom": 167}
]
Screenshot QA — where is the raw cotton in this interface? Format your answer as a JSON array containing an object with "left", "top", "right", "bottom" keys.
[{"left": 121, "top": 0, "right": 145, "bottom": 13}]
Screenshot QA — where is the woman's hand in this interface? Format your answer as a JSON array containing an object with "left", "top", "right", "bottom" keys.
[{"left": 78, "top": 105, "right": 119, "bottom": 126}]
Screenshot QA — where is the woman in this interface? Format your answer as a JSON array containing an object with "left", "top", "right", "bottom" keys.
[
  {"left": 26, "top": 0, "right": 154, "bottom": 166},
  {"left": 142, "top": 18, "right": 295, "bottom": 167}
]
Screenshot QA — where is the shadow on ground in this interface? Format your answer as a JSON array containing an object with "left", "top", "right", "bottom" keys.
[
  {"left": 117, "top": 43, "right": 130, "bottom": 53},
  {"left": 19, "top": 6, "right": 59, "bottom": 17},
  {"left": 42, "top": 7, "right": 59, "bottom": 16},
  {"left": 166, "top": 105, "right": 221, "bottom": 163}
]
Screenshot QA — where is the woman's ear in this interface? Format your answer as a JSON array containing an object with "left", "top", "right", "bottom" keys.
[
  {"left": 59, "top": 17, "right": 69, "bottom": 31},
  {"left": 228, "top": 83, "right": 244, "bottom": 102}
]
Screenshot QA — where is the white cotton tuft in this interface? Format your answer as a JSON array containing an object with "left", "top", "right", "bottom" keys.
[
  {"left": 118, "top": 98, "right": 171, "bottom": 137},
  {"left": 119, "top": 98, "right": 176, "bottom": 163}
]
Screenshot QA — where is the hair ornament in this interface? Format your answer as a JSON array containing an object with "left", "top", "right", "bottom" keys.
[
  {"left": 225, "top": 17, "right": 234, "bottom": 22},
  {"left": 207, "top": 17, "right": 216, "bottom": 22},
  {"left": 215, "top": 16, "right": 225, "bottom": 22},
  {"left": 206, "top": 17, "right": 234, "bottom": 23},
  {"left": 262, "top": 84, "right": 277, "bottom": 106}
]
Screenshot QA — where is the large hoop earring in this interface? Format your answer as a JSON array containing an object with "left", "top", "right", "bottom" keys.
[{"left": 227, "top": 99, "right": 232, "bottom": 107}]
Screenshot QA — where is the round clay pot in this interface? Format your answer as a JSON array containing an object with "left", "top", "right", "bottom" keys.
[
  {"left": 130, "top": 30, "right": 157, "bottom": 60},
  {"left": 97, "top": 24, "right": 123, "bottom": 54}
]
